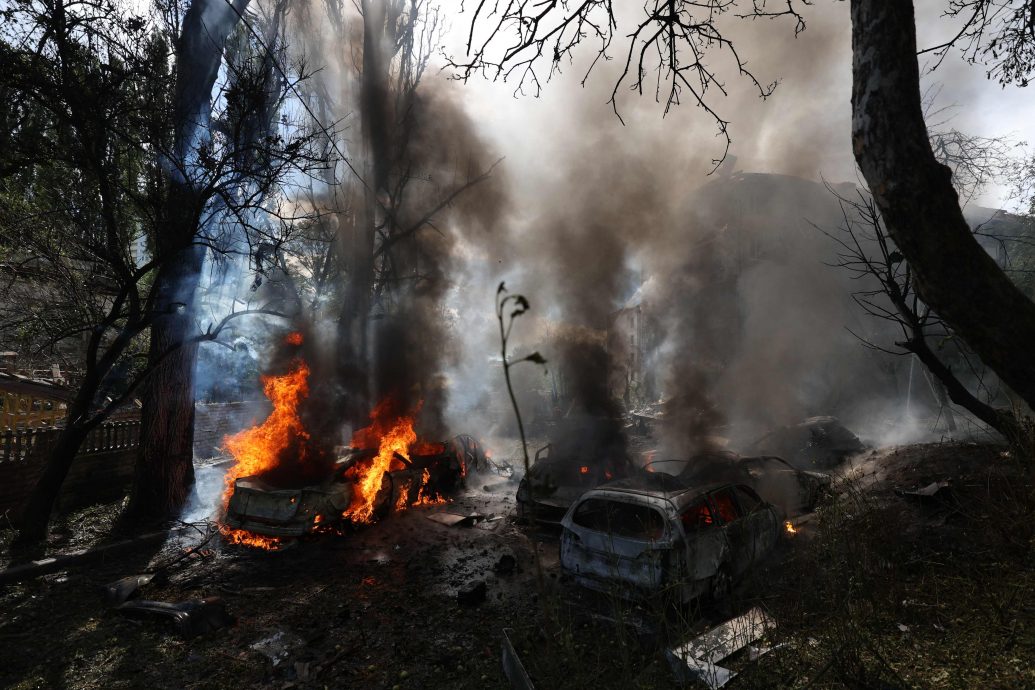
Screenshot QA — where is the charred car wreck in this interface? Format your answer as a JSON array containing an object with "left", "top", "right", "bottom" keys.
[
  {"left": 560, "top": 473, "right": 781, "bottom": 603},
  {"left": 223, "top": 435, "right": 481, "bottom": 538}
]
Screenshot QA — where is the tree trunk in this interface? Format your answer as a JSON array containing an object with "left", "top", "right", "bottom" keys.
[
  {"left": 13, "top": 423, "right": 91, "bottom": 547},
  {"left": 850, "top": 0, "right": 1035, "bottom": 432},
  {"left": 336, "top": 0, "right": 391, "bottom": 424},
  {"left": 125, "top": 246, "right": 204, "bottom": 522},
  {"left": 128, "top": 0, "right": 248, "bottom": 521}
]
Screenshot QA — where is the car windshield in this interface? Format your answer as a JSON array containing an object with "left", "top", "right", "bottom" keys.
[{"left": 573, "top": 498, "right": 666, "bottom": 540}]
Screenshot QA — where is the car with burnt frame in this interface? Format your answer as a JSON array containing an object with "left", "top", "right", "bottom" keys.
[
  {"left": 559, "top": 473, "right": 781, "bottom": 603},
  {"left": 645, "top": 451, "right": 832, "bottom": 518},
  {"left": 516, "top": 443, "right": 631, "bottom": 523},
  {"left": 223, "top": 435, "right": 480, "bottom": 538}
]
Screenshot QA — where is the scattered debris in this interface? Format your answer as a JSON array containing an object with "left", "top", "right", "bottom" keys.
[
  {"left": 666, "top": 607, "right": 774, "bottom": 689},
  {"left": 426, "top": 512, "right": 485, "bottom": 528},
  {"left": 114, "top": 597, "right": 234, "bottom": 639},
  {"left": 457, "top": 580, "right": 487, "bottom": 607},
  {"left": 895, "top": 480, "right": 951, "bottom": 502},
  {"left": 102, "top": 573, "right": 158, "bottom": 606},
  {"left": 501, "top": 628, "right": 535, "bottom": 690},
  {"left": 250, "top": 630, "right": 306, "bottom": 667}
]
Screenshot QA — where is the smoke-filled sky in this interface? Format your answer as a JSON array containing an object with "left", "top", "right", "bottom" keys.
[{"left": 439, "top": 0, "right": 1034, "bottom": 211}]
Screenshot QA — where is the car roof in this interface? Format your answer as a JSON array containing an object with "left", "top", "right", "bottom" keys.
[{"left": 587, "top": 473, "right": 732, "bottom": 509}]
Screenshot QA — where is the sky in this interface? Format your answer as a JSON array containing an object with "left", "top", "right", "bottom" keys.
[{"left": 435, "top": 0, "right": 1035, "bottom": 212}]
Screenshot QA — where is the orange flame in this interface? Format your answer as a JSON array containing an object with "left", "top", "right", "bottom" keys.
[
  {"left": 222, "top": 359, "right": 311, "bottom": 503},
  {"left": 219, "top": 343, "right": 310, "bottom": 550},
  {"left": 784, "top": 520, "right": 798, "bottom": 535},
  {"left": 345, "top": 399, "right": 453, "bottom": 520}
]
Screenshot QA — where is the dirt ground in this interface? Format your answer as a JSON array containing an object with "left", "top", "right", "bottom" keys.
[{"left": 2, "top": 441, "right": 1034, "bottom": 689}]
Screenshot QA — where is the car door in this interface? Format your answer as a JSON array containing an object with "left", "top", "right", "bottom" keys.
[
  {"left": 560, "top": 496, "right": 672, "bottom": 592},
  {"left": 731, "top": 484, "right": 779, "bottom": 564},
  {"left": 708, "top": 487, "right": 753, "bottom": 576},
  {"left": 676, "top": 498, "right": 727, "bottom": 583}
]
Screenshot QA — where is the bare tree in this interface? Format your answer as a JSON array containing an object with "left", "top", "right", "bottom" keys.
[
  {"left": 450, "top": 0, "right": 809, "bottom": 167},
  {"left": 819, "top": 187, "right": 1019, "bottom": 438},
  {"left": 0, "top": 0, "right": 327, "bottom": 543}
]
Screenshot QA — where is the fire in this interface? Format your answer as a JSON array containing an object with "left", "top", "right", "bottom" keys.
[
  {"left": 344, "top": 399, "right": 452, "bottom": 520},
  {"left": 219, "top": 332, "right": 312, "bottom": 550},
  {"left": 221, "top": 528, "right": 282, "bottom": 550},
  {"left": 784, "top": 520, "right": 798, "bottom": 535},
  {"left": 222, "top": 359, "right": 311, "bottom": 503},
  {"left": 579, "top": 465, "right": 590, "bottom": 475},
  {"left": 414, "top": 468, "right": 447, "bottom": 506}
]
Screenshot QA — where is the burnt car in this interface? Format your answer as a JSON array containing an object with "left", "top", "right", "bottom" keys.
[
  {"left": 647, "top": 451, "right": 832, "bottom": 517},
  {"left": 745, "top": 416, "right": 866, "bottom": 470},
  {"left": 223, "top": 475, "right": 353, "bottom": 538},
  {"left": 560, "top": 474, "right": 781, "bottom": 603},
  {"left": 516, "top": 444, "right": 630, "bottom": 523},
  {"left": 223, "top": 435, "right": 476, "bottom": 538}
]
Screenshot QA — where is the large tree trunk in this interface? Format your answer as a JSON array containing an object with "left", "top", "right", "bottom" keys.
[
  {"left": 125, "top": 246, "right": 204, "bottom": 522},
  {"left": 336, "top": 0, "right": 392, "bottom": 424},
  {"left": 128, "top": 0, "right": 248, "bottom": 522},
  {"left": 850, "top": 0, "right": 1035, "bottom": 434}
]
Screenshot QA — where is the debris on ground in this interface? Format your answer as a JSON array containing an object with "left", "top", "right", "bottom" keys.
[
  {"left": 666, "top": 606, "right": 774, "bottom": 689},
  {"left": 895, "top": 480, "right": 951, "bottom": 502},
  {"left": 114, "top": 596, "right": 234, "bottom": 639},
  {"left": 102, "top": 573, "right": 159, "bottom": 605},
  {"left": 249, "top": 629, "right": 306, "bottom": 667}
]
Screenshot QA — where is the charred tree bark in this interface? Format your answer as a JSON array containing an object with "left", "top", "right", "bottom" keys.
[
  {"left": 127, "top": 0, "right": 249, "bottom": 523},
  {"left": 126, "top": 246, "right": 205, "bottom": 522},
  {"left": 337, "top": 0, "right": 392, "bottom": 424},
  {"left": 850, "top": 0, "right": 1035, "bottom": 435}
]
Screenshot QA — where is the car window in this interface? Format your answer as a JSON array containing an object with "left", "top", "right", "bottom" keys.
[
  {"left": 680, "top": 501, "right": 714, "bottom": 531},
  {"left": 710, "top": 488, "right": 740, "bottom": 523},
  {"left": 572, "top": 498, "right": 665, "bottom": 540},
  {"left": 733, "top": 485, "right": 764, "bottom": 514}
]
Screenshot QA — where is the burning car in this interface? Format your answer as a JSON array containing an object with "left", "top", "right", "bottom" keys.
[
  {"left": 646, "top": 451, "right": 832, "bottom": 517},
  {"left": 222, "top": 435, "right": 476, "bottom": 543},
  {"left": 516, "top": 443, "right": 631, "bottom": 523},
  {"left": 560, "top": 474, "right": 780, "bottom": 603}
]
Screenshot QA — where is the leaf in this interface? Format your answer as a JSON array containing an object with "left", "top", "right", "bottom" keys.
[
  {"left": 888, "top": 251, "right": 903, "bottom": 265},
  {"left": 523, "top": 351, "right": 547, "bottom": 365}
]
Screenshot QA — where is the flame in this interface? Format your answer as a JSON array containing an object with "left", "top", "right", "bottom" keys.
[
  {"left": 579, "top": 465, "right": 590, "bottom": 475},
  {"left": 222, "top": 359, "right": 311, "bottom": 504},
  {"left": 784, "top": 520, "right": 798, "bottom": 535},
  {"left": 345, "top": 398, "right": 454, "bottom": 520},
  {"left": 219, "top": 339, "right": 310, "bottom": 550},
  {"left": 285, "top": 331, "right": 303, "bottom": 346},
  {"left": 344, "top": 399, "right": 419, "bottom": 523},
  {"left": 220, "top": 526, "right": 283, "bottom": 550}
]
